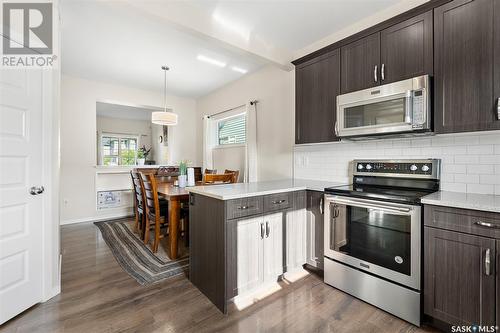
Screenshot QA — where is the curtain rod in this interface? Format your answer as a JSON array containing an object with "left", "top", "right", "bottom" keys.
[{"left": 205, "top": 100, "right": 258, "bottom": 118}]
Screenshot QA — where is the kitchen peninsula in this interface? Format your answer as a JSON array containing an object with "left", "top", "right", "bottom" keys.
[{"left": 187, "top": 179, "right": 343, "bottom": 313}]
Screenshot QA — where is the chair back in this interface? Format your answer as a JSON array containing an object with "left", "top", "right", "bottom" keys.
[
  {"left": 139, "top": 173, "right": 160, "bottom": 218},
  {"left": 131, "top": 172, "right": 144, "bottom": 210},
  {"left": 224, "top": 169, "right": 240, "bottom": 183},
  {"left": 204, "top": 168, "right": 217, "bottom": 175},
  {"left": 156, "top": 166, "right": 179, "bottom": 183},
  {"left": 202, "top": 173, "right": 235, "bottom": 184}
]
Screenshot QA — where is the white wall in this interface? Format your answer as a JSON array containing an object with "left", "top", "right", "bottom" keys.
[
  {"left": 197, "top": 65, "right": 294, "bottom": 181},
  {"left": 212, "top": 146, "right": 245, "bottom": 182},
  {"left": 60, "top": 75, "right": 198, "bottom": 224},
  {"left": 294, "top": 132, "right": 500, "bottom": 195}
]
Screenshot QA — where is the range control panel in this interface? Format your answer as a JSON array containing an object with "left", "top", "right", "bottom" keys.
[{"left": 353, "top": 160, "right": 440, "bottom": 178}]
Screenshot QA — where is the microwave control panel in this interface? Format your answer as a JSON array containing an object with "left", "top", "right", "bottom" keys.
[{"left": 411, "top": 90, "right": 425, "bottom": 128}]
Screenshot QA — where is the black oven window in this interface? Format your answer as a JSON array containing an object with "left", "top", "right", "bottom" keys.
[{"left": 334, "top": 206, "right": 411, "bottom": 275}]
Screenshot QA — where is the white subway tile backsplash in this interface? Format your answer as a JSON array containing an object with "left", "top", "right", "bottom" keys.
[
  {"left": 467, "top": 145, "right": 494, "bottom": 154},
  {"left": 294, "top": 132, "right": 500, "bottom": 195},
  {"left": 466, "top": 184, "right": 495, "bottom": 195}
]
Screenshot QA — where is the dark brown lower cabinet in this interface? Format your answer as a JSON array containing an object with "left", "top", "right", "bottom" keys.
[
  {"left": 424, "top": 227, "right": 496, "bottom": 326},
  {"left": 498, "top": 240, "right": 500, "bottom": 326}
]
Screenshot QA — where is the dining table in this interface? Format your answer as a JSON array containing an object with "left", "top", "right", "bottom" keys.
[{"left": 156, "top": 183, "right": 191, "bottom": 260}]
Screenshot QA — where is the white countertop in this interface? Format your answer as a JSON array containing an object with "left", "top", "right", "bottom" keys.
[
  {"left": 186, "top": 179, "right": 346, "bottom": 200},
  {"left": 421, "top": 191, "right": 500, "bottom": 213}
]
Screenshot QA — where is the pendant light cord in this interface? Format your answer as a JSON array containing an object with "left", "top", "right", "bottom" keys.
[{"left": 162, "top": 65, "right": 169, "bottom": 112}]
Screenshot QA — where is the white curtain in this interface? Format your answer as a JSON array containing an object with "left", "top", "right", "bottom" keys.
[
  {"left": 244, "top": 102, "right": 258, "bottom": 182},
  {"left": 202, "top": 115, "right": 213, "bottom": 171}
]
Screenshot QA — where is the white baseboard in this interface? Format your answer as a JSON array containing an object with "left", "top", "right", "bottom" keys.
[{"left": 60, "top": 213, "right": 133, "bottom": 225}]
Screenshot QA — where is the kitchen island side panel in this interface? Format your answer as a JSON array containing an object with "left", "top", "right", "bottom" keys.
[{"left": 189, "top": 193, "right": 227, "bottom": 313}]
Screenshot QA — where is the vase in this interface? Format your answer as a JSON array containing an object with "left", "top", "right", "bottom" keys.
[
  {"left": 178, "top": 175, "right": 187, "bottom": 188},
  {"left": 137, "top": 158, "right": 145, "bottom": 165}
]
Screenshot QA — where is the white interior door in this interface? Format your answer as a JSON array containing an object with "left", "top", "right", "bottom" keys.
[{"left": 0, "top": 69, "right": 43, "bottom": 324}]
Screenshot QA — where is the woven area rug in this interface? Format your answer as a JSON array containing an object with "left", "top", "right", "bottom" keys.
[{"left": 94, "top": 219, "right": 189, "bottom": 285}]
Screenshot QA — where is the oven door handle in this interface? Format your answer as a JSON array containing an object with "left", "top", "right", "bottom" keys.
[{"left": 330, "top": 198, "right": 412, "bottom": 215}]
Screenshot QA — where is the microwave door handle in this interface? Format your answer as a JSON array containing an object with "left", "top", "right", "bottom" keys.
[{"left": 405, "top": 90, "right": 413, "bottom": 124}]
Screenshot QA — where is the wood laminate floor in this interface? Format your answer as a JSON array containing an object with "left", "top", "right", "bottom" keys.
[{"left": 1, "top": 222, "right": 438, "bottom": 333}]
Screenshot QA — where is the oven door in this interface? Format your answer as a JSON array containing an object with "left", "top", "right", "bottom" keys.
[{"left": 324, "top": 195, "right": 421, "bottom": 290}]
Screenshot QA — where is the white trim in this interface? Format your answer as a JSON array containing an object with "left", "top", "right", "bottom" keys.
[
  {"left": 212, "top": 143, "right": 246, "bottom": 150},
  {"left": 61, "top": 213, "right": 134, "bottom": 226}
]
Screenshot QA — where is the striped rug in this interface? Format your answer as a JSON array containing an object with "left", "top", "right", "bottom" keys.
[{"left": 94, "top": 219, "right": 189, "bottom": 285}]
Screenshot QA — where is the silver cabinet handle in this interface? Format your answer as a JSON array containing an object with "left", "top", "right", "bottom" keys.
[
  {"left": 381, "top": 63, "right": 385, "bottom": 81},
  {"left": 496, "top": 97, "right": 499, "bottom": 120},
  {"left": 374, "top": 65, "right": 378, "bottom": 83},
  {"left": 485, "top": 248, "right": 491, "bottom": 276},
  {"left": 237, "top": 205, "right": 253, "bottom": 210},
  {"left": 260, "top": 223, "right": 265, "bottom": 239},
  {"left": 265, "top": 221, "right": 270, "bottom": 238},
  {"left": 271, "top": 200, "right": 286, "bottom": 205},
  {"left": 334, "top": 121, "right": 339, "bottom": 137},
  {"left": 30, "top": 186, "right": 45, "bottom": 195},
  {"left": 475, "top": 220, "right": 500, "bottom": 229},
  {"left": 319, "top": 196, "right": 324, "bottom": 215}
]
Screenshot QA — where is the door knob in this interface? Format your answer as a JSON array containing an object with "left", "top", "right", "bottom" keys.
[{"left": 30, "top": 186, "right": 45, "bottom": 195}]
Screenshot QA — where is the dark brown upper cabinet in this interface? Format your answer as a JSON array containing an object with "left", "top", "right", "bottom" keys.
[
  {"left": 434, "top": 0, "right": 500, "bottom": 133},
  {"left": 295, "top": 49, "right": 341, "bottom": 144},
  {"left": 340, "top": 33, "right": 380, "bottom": 94},
  {"left": 424, "top": 227, "right": 496, "bottom": 327},
  {"left": 380, "top": 10, "right": 433, "bottom": 84}
]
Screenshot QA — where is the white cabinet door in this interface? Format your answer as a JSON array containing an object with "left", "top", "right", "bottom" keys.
[
  {"left": 306, "top": 191, "right": 324, "bottom": 268},
  {"left": 0, "top": 69, "right": 43, "bottom": 324},
  {"left": 286, "top": 207, "right": 307, "bottom": 271},
  {"left": 235, "top": 216, "right": 264, "bottom": 294},
  {"left": 263, "top": 212, "right": 284, "bottom": 282}
]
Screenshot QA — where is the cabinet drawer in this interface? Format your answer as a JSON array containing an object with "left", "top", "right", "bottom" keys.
[
  {"left": 226, "top": 197, "right": 263, "bottom": 220},
  {"left": 424, "top": 205, "right": 500, "bottom": 239},
  {"left": 264, "top": 192, "right": 293, "bottom": 212}
]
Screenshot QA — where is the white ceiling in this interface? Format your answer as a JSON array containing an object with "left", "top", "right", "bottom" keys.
[{"left": 61, "top": 0, "right": 404, "bottom": 98}]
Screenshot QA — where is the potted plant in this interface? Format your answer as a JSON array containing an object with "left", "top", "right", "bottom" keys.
[
  {"left": 137, "top": 146, "right": 151, "bottom": 166},
  {"left": 178, "top": 160, "right": 188, "bottom": 188}
]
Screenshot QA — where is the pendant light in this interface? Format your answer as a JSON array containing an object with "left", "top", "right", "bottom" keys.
[{"left": 152, "top": 65, "right": 178, "bottom": 126}]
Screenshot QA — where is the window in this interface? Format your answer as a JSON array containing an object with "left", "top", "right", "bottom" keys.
[
  {"left": 101, "top": 134, "right": 138, "bottom": 166},
  {"left": 217, "top": 113, "right": 246, "bottom": 145}
]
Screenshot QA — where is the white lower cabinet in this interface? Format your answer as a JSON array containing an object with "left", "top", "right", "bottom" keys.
[
  {"left": 286, "top": 202, "right": 307, "bottom": 272},
  {"left": 235, "top": 216, "right": 264, "bottom": 295},
  {"left": 234, "top": 212, "right": 285, "bottom": 296},
  {"left": 263, "top": 212, "right": 284, "bottom": 282}
]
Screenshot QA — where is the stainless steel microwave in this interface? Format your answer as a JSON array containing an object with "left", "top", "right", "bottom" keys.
[{"left": 336, "top": 75, "right": 431, "bottom": 138}]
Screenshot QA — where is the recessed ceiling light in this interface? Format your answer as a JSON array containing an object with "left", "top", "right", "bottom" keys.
[
  {"left": 231, "top": 66, "right": 248, "bottom": 74},
  {"left": 197, "top": 55, "right": 226, "bottom": 68}
]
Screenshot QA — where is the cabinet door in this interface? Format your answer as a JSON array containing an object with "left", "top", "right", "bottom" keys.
[
  {"left": 234, "top": 216, "right": 264, "bottom": 295},
  {"left": 285, "top": 192, "right": 307, "bottom": 272},
  {"left": 424, "top": 227, "right": 496, "bottom": 326},
  {"left": 295, "top": 49, "right": 341, "bottom": 144},
  {"left": 341, "top": 33, "right": 380, "bottom": 94},
  {"left": 263, "top": 212, "right": 284, "bottom": 282},
  {"left": 306, "top": 191, "right": 324, "bottom": 269},
  {"left": 380, "top": 10, "right": 433, "bottom": 84},
  {"left": 434, "top": 0, "right": 500, "bottom": 133},
  {"left": 497, "top": 239, "right": 500, "bottom": 327}
]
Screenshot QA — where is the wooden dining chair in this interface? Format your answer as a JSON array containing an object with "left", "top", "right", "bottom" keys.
[
  {"left": 202, "top": 173, "right": 236, "bottom": 184},
  {"left": 224, "top": 169, "right": 240, "bottom": 183},
  {"left": 130, "top": 172, "right": 146, "bottom": 237},
  {"left": 204, "top": 168, "right": 217, "bottom": 175},
  {"left": 139, "top": 173, "right": 169, "bottom": 253}
]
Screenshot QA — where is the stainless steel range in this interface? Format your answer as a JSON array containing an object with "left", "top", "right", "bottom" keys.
[{"left": 323, "top": 159, "right": 441, "bottom": 326}]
